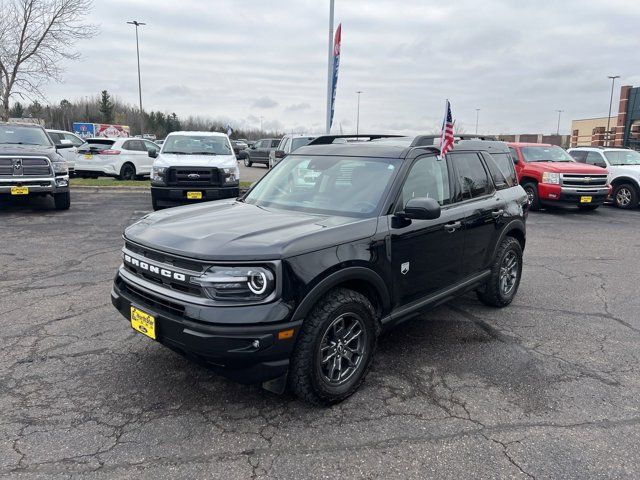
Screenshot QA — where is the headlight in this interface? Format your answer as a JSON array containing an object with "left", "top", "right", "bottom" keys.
[
  {"left": 191, "top": 265, "right": 275, "bottom": 302},
  {"left": 151, "top": 166, "right": 167, "bottom": 183},
  {"left": 541, "top": 172, "right": 560, "bottom": 184},
  {"left": 222, "top": 166, "right": 239, "bottom": 184},
  {"left": 52, "top": 160, "right": 68, "bottom": 175}
]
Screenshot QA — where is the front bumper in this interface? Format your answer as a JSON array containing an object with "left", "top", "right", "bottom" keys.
[
  {"left": 0, "top": 176, "right": 69, "bottom": 195},
  {"left": 151, "top": 184, "right": 240, "bottom": 206},
  {"left": 111, "top": 270, "right": 300, "bottom": 384},
  {"left": 538, "top": 184, "right": 610, "bottom": 206}
]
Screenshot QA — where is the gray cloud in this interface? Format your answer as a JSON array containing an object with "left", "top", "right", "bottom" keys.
[
  {"left": 251, "top": 96, "right": 279, "bottom": 109},
  {"left": 40, "top": 0, "right": 640, "bottom": 135}
]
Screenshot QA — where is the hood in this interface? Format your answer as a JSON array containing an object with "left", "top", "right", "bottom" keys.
[
  {"left": 527, "top": 161, "right": 608, "bottom": 174},
  {"left": 153, "top": 153, "right": 237, "bottom": 169},
  {"left": 0, "top": 144, "right": 59, "bottom": 159},
  {"left": 124, "top": 200, "right": 378, "bottom": 261}
]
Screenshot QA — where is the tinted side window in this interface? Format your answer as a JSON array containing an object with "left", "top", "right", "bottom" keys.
[
  {"left": 586, "top": 151, "right": 605, "bottom": 166},
  {"left": 488, "top": 153, "right": 517, "bottom": 187},
  {"left": 483, "top": 154, "right": 510, "bottom": 190},
  {"left": 144, "top": 140, "right": 159, "bottom": 152},
  {"left": 48, "top": 132, "right": 63, "bottom": 143},
  {"left": 509, "top": 147, "right": 519, "bottom": 163},
  {"left": 569, "top": 150, "right": 587, "bottom": 163},
  {"left": 451, "top": 152, "right": 492, "bottom": 200},
  {"left": 271, "top": 139, "right": 280, "bottom": 147},
  {"left": 401, "top": 155, "right": 451, "bottom": 207},
  {"left": 280, "top": 138, "right": 291, "bottom": 152},
  {"left": 123, "top": 140, "right": 145, "bottom": 151}
]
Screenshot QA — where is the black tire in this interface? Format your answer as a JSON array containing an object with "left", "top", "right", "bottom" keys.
[
  {"left": 118, "top": 162, "right": 136, "bottom": 181},
  {"left": 476, "top": 236, "right": 523, "bottom": 308},
  {"left": 244, "top": 156, "right": 253, "bottom": 167},
  {"left": 613, "top": 183, "right": 638, "bottom": 209},
  {"left": 53, "top": 192, "right": 70, "bottom": 210},
  {"left": 577, "top": 204, "right": 599, "bottom": 211},
  {"left": 289, "top": 288, "right": 379, "bottom": 406},
  {"left": 522, "top": 181, "right": 540, "bottom": 211}
]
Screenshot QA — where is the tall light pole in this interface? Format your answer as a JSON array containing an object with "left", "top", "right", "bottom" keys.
[
  {"left": 475, "top": 108, "right": 480, "bottom": 134},
  {"left": 325, "top": 0, "right": 335, "bottom": 133},
  {"left": 260, "top": 115, "right": 263, "bottom": 131},
  {"left": 556, "top": 109, "right": 563, "bottom": 135},
  {"left": 127, "top": 20, "right": 146, "bottom": 135},
  {"left": 606, "top": 75, "right": 620, "bottom": 146},
  {"left": 355, "top": 91, "right": 363, "bottom": 135}
]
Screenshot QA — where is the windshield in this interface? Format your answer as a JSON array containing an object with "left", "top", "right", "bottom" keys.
[
  {"left": 162, "top": 135, "right": 232, "bottom": 155},
  {"left": 604, "top": 150, "right": 640, "bottom": 165},
  {"left": 244, "top": 155, "right": 401, "bottom": 217},
  {"left": 291, "top": 137, "right": 315, "bottom": 151},
  {"left": 520, "top": 146, "right": 574, "bottom": 162},
  {"left": 0, "top": 125, "right": 52, "bottom": 146}
]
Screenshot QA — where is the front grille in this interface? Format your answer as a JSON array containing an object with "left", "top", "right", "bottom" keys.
[
  {"left": 0, "top": 157, "right": 51, "bottom": 177},
  {"left": 125, "top": 241, "right": 205, "bottom": 272},
  {"left": 117, "top": 276, "right": 185, "bottom": 317},
  {"left": 166, "top": 167, "right": 221, "bottom": 186},
  {"left": 561, "top": 174, "right": 608, "bottom": 188},
  {"left": 123, "top": 263, "right": 202, "bottom": 296}
]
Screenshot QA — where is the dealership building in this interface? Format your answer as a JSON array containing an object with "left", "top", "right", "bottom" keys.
[{"left": 571, "top": 85, "right": 640, "bottom": 148}]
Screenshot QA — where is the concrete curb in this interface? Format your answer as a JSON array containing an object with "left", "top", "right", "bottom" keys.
[{"left": 71, "top": 185, "right": 150, "bottom": 193}]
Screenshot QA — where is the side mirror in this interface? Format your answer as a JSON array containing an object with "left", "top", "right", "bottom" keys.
[
  {"left": 512, "top": 156, "right": 519, "bottom": 165},
  {"left": 274, "top": 150, "right": 285, "bottom": 159},
  {"left": 56, "top": 143, "right": 74, "bottom": 149},
  {"left": 398, "top": 197, "right": 441, "bottom": 220},
  {"left": 148, "top": 149, "right": 158, "bottom": 158}
]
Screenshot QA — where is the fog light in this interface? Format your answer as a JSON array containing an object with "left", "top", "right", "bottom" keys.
[
  {"left": 252, "top": 339, "right": 260, "bottom": 349},
  {"left": 56, "top": 178, "right": 68, "bottom": 187}
]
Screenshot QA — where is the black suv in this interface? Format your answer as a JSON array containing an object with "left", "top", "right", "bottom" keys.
[{"left": 111, "top": 135, "right": 527, "bottom": 405}]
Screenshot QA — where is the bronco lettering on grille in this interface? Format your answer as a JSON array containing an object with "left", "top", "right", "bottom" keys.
[{"left": 123, "top": 253, "right": 187, "bottom": 282}]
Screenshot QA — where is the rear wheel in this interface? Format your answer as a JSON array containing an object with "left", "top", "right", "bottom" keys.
[
  {"left": 522, "top": 181, "right": 540, "bottom": 211},
  {"left": 477, "top": 236, "right": 523, "bottom": 308},
  {"left": 118, "top": 162, "right": 136, "bottom": 181},
  {"left": 289, "top": 288, "right": 378, "bottom": 405},
  {"left": 53, "top": 192, "right": 70, "bottom": 210},
  {"left": 613, "top": 183, "right": 638, "bottom": 209}
]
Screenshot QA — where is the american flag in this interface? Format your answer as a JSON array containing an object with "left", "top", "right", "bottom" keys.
[{"left": 439, "top": 99, "right": 454, "bottom": 157}]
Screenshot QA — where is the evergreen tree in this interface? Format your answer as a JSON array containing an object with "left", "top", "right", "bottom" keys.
[
  {"left": 9, "top": 102, "right": 24, "bottom": 118},
  {"left": 99, "top": 90, "right": 114, "bottom": 123},
  {"left": 27, "top": 101, "right": 43, "bottom": 119}
]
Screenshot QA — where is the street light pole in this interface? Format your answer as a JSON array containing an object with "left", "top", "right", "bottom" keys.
[
  {"left": 127, "top": 20, "right": 146, "bottom": 136},
  {"left": 260, "top": 116, "right": 263, "bottom": 131},
  {"left": 556, "top": 109, "right": 563, "bottom": 135},
  {"left": 475, "top": 108, "right": 480, "bottom": 134},
  {"left": 606, "top": 75, "right": 620, "bottom": 146},
  {"left": 325, "top": 0, "right": 335, "bottom": 133},
  {"left": 355, "top": 91, "right": 363, "bottom": 135}
]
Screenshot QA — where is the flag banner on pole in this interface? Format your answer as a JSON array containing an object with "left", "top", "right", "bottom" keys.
[
  {"left": 226, "top": 124, "right": 233, "bottom": 136},
  {"left": 329, "top": 23, "right": 342, "bottom": 131},
  {"left": 440, "top": 100, "right": 454, "bottom": 157}
]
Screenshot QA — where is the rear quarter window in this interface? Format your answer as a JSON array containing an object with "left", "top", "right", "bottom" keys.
[{"left": 487, "top": 152, "right": 517, "bottom": 188}]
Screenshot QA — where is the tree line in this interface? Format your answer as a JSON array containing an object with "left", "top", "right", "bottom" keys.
[{"left": 7, "top": 90, "right": 282, "bottom": 140}]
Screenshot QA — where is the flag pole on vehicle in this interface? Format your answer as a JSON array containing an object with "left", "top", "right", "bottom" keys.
[
  {"left": 439, "top": 99, "right": 454, "bottom": 159},
  {"left": 325, "top": 0, "right": 335, "bottom": 133}
]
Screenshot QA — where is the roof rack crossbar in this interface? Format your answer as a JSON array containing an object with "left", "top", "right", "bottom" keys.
[{"left": 307, "top": 134, "right": 405, "bottom": 145}]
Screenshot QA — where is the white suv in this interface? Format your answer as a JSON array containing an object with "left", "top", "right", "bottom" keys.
[
  {"left": 268, "top": 134, "right": 315, "bottom": 168},
  {"left": 75, "top": 138, "right": 160, "bottom": 180},
  {"left": 568, "top": 147, "right": 640, "bottom": 209},
  {"left": 46, "top": 129, "right": 86, "bottom": 173},
  {"left": 149, "top": 131, "right": 239, "bottom": 210}
]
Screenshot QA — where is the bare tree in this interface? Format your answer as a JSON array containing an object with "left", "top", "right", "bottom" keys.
[{"left": 0, "top": 0, "right": 96, "bottom": 121}]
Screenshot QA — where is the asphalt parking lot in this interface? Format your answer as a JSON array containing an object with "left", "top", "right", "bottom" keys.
[{"left": 1, "top": 191, "right": 640, "bottom": 479}]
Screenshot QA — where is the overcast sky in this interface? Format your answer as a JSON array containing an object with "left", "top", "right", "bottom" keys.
[{"left": 42, "top": 0, "right": 640, "bottom": 135}]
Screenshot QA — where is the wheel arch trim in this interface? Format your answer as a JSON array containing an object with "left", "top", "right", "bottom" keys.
[{"left": 290, "top": 267, "right": 391, "bottom": 323}]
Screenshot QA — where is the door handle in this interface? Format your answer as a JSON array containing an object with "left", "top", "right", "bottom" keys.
[
  {"left": 491, "top": 209, "right": 504, "bottom": 218},
  {"left": 444, "top": 221, "right": 461, "bottom": 233}
]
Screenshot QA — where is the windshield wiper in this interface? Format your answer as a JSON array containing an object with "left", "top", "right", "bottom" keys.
[
  {"left": 163, "top": 151, "right": 189, "bottom": 154},
  {"left": 191, "top": 151, "right": 217, "bottom": 155}
]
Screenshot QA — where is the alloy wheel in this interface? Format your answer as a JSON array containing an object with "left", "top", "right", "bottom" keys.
[
  {"left": 317, "top": 313, "right": 367, "bottom": 386},
  {"left": 499, "top": 250, "right": 519, "bottom": 296},
  {"left": 525, "top": 186, "right": 535, "bottom": 204},
  {"left": 616, "top": 187, "right": 632, "bottom": 207}
]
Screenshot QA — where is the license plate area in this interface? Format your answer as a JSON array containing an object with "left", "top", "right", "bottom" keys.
[
  {"left": 130, "top": 306, "right": 156, "bottom": 340},
  {"left": 11, "top": 186, "right": 29, "bottom": 195},
  {"left": 580, "top": 196, "right": 592, "bottom": 203},
  {"left": 84, "top": 154, "right": 92, "bottom": 159},
  {"left": 186, "top": 191, "right": 203, "bottom": 200}
]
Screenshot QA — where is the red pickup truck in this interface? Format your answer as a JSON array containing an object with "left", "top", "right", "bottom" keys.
[{"left": 508, "top": 143, "right": 610, "bottom": 211}]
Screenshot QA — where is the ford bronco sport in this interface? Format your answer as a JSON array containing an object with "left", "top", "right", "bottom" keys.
[
  {"left": 112, "top": 134, "right": 528, "bottom": 405},
  {"left": 0, "top": 122, "right": 71, "bottom": 210}
]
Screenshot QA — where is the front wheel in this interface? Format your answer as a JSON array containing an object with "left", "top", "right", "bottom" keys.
[
  {"left": 522, "top": 181, "right": 540, "bottom": 211},
  {"left": 613, "top": 183, "right": 638, "bottom": 209},
  {"left": 53, "top": 192, "right": 71, "bottom": 210},
  {"left": 244, "top": 157, "right": 252, "bottom": 167},
  {"left": 477, "top": 236, "right": 523, "bottom": 308},
  {"left": 289, "top": 288, "right": 378, "bottom": 406}
]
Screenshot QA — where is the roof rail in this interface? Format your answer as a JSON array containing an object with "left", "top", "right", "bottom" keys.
[{"left": 307, "top": 134, "right": 405, "bottom": 145}]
